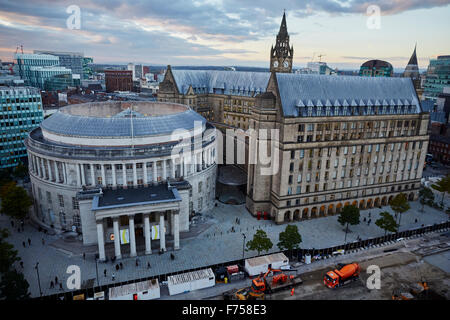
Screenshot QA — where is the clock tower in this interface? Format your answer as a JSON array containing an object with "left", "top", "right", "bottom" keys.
[{"left": 270, "top": 11, "right": 293, "bottom": 73}]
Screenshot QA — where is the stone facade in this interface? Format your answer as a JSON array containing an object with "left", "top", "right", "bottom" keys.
[{"left": 25, "top": 102, "right": 217, "bottom": 253}]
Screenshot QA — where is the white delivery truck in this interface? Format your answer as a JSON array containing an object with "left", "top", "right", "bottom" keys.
[
  {"left": 244, "top": 253, "right": 289, "bottom": 276},
  {"left": 108, "top": 279, "right": 160, "bottom": 300},
  {"left": 167, "top": 268, "right": 215, "bottom": 296}
]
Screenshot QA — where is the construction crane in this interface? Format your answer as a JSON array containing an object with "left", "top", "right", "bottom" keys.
[{"left": 15, "top": 45, "right": 23, "bottom": 54}]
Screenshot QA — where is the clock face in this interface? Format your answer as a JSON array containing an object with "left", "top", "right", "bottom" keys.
[
  {"left": 283, "top": 61, "right": 289, "bottom": 68},
  {"left": 273, "top": 61, "right": 279, "bottom": 67}
]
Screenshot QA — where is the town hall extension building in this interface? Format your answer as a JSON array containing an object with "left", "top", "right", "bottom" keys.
[{"left": 159, "top": 12, "right": 430, "bottom": 224}]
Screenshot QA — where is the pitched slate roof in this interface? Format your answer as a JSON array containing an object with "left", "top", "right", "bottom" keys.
[
  {"left": 171, "top": 69, "right": 270, "bottom": 97},
  {"left": 275, "top": 73, "right": 421, "bottom": 117}
]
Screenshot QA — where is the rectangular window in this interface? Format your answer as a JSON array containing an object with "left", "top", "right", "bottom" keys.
[
  {"left": 58, "top": 194, "right": 64, "bottom": 207},
  {"left": 72, "top": 197, "right": 79, "bottom": 210}
]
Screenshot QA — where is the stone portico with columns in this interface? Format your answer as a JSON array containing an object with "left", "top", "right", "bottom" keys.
[{"left": 77, "top": 183, "right": 189, "bottom": 260}]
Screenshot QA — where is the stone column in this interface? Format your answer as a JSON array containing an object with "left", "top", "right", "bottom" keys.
[
  {"left": 122, "top": 164, "right": 127, "bottom": 188},
  {"left": 132, "top": 163, "right": 137, "bottom": 186},
  {"left": 90, "top": 164, "right": 95, "bottom": 186},
  {"left": 144, "top": 214, "right": 151, "bottom": 255},
  {"left": 47, "top": 159, "right": 54, "bottom": 181},
  {"left": 184, "top": 156, "right": 189, "bottom": 176},
  {"left": 40, "top": 158, "right": 46, "bottom": 178},
  {"left": 113, "top": 218, "right": 121, "bottom": 259},
  {"left": 101, "top": 164, "right": 106, "bottom": 187},
  {"left": 174, "top": 211, "right": 180, "bottom": 250},
  {"left": 171, "top": 158, "right": 176, "bottom": 178},
  {"left": 153, "top": 161, "right": 157, "bottom": 183},
  {"left": 129, "top": 215, "right": 137, "bottom": 257},
  {"left": 159, "top": 212, "right": 166, "bottom": 252},
  {"left": 80, "top": 164, "right": 86, "bottom": 186},
  {"left": 76, "top": 163, "right": 82, "bottom": 187},
  {"left": 191, "top": 154, "right": 196, "bottom": 173},
  {"left": 112, "top": 164, "right": 117, "bottom": 188},
  {"left": 180, "top": 157, "right": 184, "bottom": 177},
  {"left": 36, "top": 157, "right": 42, "bottom": 177},
  {"left": 202, "top": 150, "right": 206, "bottom": 169},
  {"left": 63, "top": 162, "right": 67, "bottom": 184},
  {"left": 162, "top": 159, "right": 167, "bottom": 181},
  {"left": 54, "top": 161, "right": 60, "bottom": 183},
  {"left": 96, "top": 220, "right": 106, "bottom": 261},
  {"left": 143, "top": 162, "right": 148, "bottom": 186}
]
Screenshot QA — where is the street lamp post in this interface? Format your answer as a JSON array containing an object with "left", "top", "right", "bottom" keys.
[
  {"left": 242, "top": 233, "right": 246, "bottom": 260},
  {"left": 95, "top": 254, "right": 100, "bottom": 287},
  {"left": 34, "top": 262, "right": 42, "bottom": 297}
]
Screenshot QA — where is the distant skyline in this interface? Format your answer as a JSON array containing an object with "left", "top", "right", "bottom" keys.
[{"left": 1, "top": 0, "right": 450, "bottom": 70}]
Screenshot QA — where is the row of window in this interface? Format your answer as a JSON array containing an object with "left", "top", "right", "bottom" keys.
[
  {"left": 290, "top": 142, "right": 423, "bottom": 161},
  {"left": 298, "top": 120, "right": 417, "bottom": 132},
  {"left": 284, "top": 183, "right": 417, "bottom": 207}
]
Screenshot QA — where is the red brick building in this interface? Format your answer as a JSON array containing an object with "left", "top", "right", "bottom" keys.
[{"left": 105, "top": 70, "right": 132, "bottom": 92}]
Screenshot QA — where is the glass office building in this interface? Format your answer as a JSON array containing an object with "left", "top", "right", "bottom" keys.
[
  {"left": 28, "top": 66, "right": 73, "bottom": 90},
  {"left": 34, "top": 50, "right": 84, "bottom": 77},
  {"left": 423, "top": 55, "right": 450, "bottom": 102},
  {"left": 0, "top": 86, "right": 44, "bottom": 168},
  {"left": 15, "top": 53, "right": 59, "bottom": 83}
]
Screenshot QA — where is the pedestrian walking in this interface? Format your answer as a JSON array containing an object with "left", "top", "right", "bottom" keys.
[
  {"left": 368, "top": 219, "right": 371, "bottom": 226},
  {"left": 368, "top": 212, "right": 371, "bottom": 218},
  {"left": 112, "top": 273, "right": 115, "bottom": 281},
  {"left": 170, "top": 253, "right": 175, "bottom": 260},
  {"left": 27, "top": 238, "right": 31, "bottom": 246},
  {"left": 83, "top": 252, "right": 86, "bottom": 260},
  {"left": 415, "top": 218, "right": 418, "bottom": 223},
  {"left": 119, "top": 262, "right": 123, "bottom": 270},
  {"left": 59, "top": 283, "right": 63, "bottom": 291},
  {"left": 42, "top": 238, "right": 45, "bottom": 245},
  {"left": 115, "top": 264, "right": 119, "bottom": 271},
  {"left": 50, "top": 281, "right": 54, "bottom": 289},
  {"left": 55, "top": 276, "right": 58, "bottom": 284},
  {"left": 104, "top": 269, "right": 107, "bottom": 277},
  {"left": 290, "top": 288, "right": 295, "bottom": 296},
  {"left": 147, "top": 262, "right": 151, "bottom": 269},
  {"left": 20, "top": 261, "right": 24, "bottom": 268},
  {"left": 363, "top": 217, "right": 366, "bottom": 222},
  {"left": 135, "top": 259, "right": 139, "bottom": 267},
  {"left": 22, "top": 241, "right": 26, "bottom": 248}
]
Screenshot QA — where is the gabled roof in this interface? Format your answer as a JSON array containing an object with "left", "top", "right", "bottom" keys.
[
  {"left": 275, "top": 73, "right": 421, "bottom": 117},
  {"left": 170, "top": 69, "right": 270, "bottom": 97}
]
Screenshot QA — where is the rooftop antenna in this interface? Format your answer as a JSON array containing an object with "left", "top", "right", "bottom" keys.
[{"left": 317, "top": 54, "right": 326, "bottom": 62}]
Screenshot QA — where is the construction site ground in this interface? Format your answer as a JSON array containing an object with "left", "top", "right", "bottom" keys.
[{"left": 200, "top": 230, "right": 450, "bottom": 300}]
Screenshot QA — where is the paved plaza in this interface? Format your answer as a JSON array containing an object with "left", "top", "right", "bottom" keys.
[{"left": 1, "top": 195, "right": 449, "bottom": 298}]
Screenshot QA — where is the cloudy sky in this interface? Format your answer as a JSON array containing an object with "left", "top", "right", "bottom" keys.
[{"left": 1, "top": 0, "right": 449, "bottom": 70}]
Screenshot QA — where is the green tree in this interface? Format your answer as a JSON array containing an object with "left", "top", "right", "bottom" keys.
[
  {"left": 0, "top": 269, "right": 30, "bottom": 300},
  {"left": 0, "top": 229, "right": 30, "bottom": 300},
  {"left": 0, "top": 182, "right": 33, "bottom": 220},
  {"left": 375, "top": 212, "right": 399, "bottom": 236},
  {"left": 277, "top": 225, "right": 302, "bottom": 258},
  {"left": 13, "top": 162, "right": 28, "bottom": 180},
  {"left": 337, "top": 205, "right": 360, "bottom": 243},
  {"left": 419, "top": 187, "right": 435, "bottom": 212},
  {"left": 0, "top": 168, "right": 13, "bottom": 186},
  {"left": 389, "top": 193, "right": 410, "bottom": 230},
  {"left": 431, "top": 175, "right": 450, "bottom": 206},
  {"left": 246, "top": 229, "right": 273, "bottom": 255},
  {"left": 0, "top": 229, "right": 20, "bottom": 273}
]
